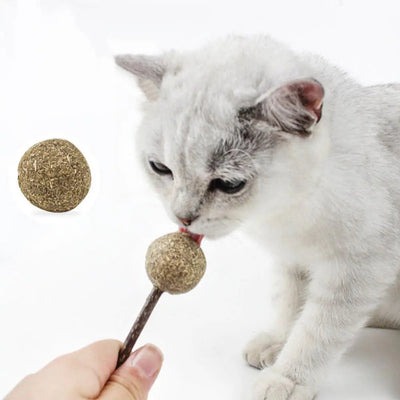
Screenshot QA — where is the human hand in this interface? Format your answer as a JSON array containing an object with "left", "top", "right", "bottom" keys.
[{"left": 6, "top": 340, "right": 163, "bottom": 400}]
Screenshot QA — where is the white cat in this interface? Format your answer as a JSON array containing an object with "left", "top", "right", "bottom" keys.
[{"left": 116, "top": 35, "right": 400, "bottom": 400}]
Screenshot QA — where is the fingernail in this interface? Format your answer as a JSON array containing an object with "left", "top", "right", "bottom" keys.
[{"left": 128, "top": 344, "right": 163, "bottom": 377}]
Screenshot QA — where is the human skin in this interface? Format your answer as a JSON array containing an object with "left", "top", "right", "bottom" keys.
[{"left": 6, "top": 340, "right": 163, "bottom": 400}]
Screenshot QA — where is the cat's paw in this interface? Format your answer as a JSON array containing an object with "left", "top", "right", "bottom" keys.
[
  {"left": 253, "top": 369, "right": 316, "bottom": 400},
  {"left": 243, "top": 333, "right": 285, "bottom": 369}
]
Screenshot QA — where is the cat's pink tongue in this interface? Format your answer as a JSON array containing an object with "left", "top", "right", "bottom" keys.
[{"left": 179, "top": 227, "right": 204, "bottom": 245}]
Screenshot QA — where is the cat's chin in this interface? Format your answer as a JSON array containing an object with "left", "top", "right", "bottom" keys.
[
  {"left": 177, "top": 225, "right": 233, "bottom": 241},
  {"left": 169, "top": 211, "right": 240, "bottom": 241},
  {"left": 188, "top": 224, "right": 236, "bottom": 240},
  {"left": 201, "top": 231, "right": 231, "bottom": 240}
]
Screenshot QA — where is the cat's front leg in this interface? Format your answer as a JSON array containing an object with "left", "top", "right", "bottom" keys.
[
  {"left": 244, "top": 268, "right": 308, "bottom": 369},
  {"left": 253, "top": 257, "right": 396, "bottom": 400}
]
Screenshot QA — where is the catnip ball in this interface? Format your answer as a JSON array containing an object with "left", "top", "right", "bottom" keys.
[
  {"left": 145, "top": 232, "right": 206, "bottom": 294},
  {"left": 18, "top": 139, "right": 91, "bottom": 212}
]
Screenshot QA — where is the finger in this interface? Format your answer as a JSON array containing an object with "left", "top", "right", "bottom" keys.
[
  {"left": 99, "top": 344, "right": 163, "bottom": 400},
  {"left": 7, "top": 340, "right": 123, "bottom": 400},
  {"left": 66, "top": 339, "right": 122, "bottom": 390},
  {"left": 38, "top": 339, "right": 122, "bottom": 398}
]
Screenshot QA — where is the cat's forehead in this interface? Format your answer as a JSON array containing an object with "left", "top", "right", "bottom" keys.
[
  {"left": 161, "top": 65, "right": 259, "bottom": 114},
  {"left": 141, "top": 36, "right": 296, "bottom": 175},
  {"left": 163, "top": 103, "right": 233, "bottom": 173},
  {"left": 143, "top": 98, "right": 266, "bottom": 183},
  {"left": 149, "top": 77, "right": 238, "bottom": 153}
]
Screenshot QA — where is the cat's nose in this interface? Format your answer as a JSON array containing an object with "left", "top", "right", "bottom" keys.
[
  {"left": 177, "top": 215, "right": 198, "bottom": 227},
  {"left": 179, "top": 218, "right": 192, "bottom": 227}
]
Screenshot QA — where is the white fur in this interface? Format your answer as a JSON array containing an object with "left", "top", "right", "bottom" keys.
[{"left": 117, "top": 35, "right": 400, "bottom": 399}]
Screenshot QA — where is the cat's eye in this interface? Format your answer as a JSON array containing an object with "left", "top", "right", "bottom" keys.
[
  {"left": 209, "top": 178, "right": 246, "bottom": 194},
  {"left": 149, "top": 160, "right": 173, "bottom": 176}
]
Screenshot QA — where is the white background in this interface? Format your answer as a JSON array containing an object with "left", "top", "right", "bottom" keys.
[{"left": 1, "top": 0, "right": 400, "bottom": 399}]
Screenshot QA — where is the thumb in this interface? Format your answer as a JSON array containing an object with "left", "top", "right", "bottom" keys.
[{"left": 99, "top": 344, "right": 163, "bottom": 400}]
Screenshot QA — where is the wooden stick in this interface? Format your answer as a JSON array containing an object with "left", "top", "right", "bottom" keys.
[{"left": 116, "top": 286, "right": 163, "bottom": 368}]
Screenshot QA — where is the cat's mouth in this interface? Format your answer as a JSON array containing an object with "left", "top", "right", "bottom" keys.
[{"left": 179, "top": 227, "right": 204, "bottom": 245}]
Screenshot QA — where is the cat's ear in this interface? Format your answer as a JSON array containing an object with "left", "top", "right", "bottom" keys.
[
  {"left": 254, "top": 79, "right": 324, "bottom": 136},
  {"left": 115, "top": 54, "right": 166, "bottom": 101}
]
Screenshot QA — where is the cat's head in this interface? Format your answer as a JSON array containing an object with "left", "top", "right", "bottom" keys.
[{"left": 116, "top": 37, "right": 326, "bottom": 239}]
